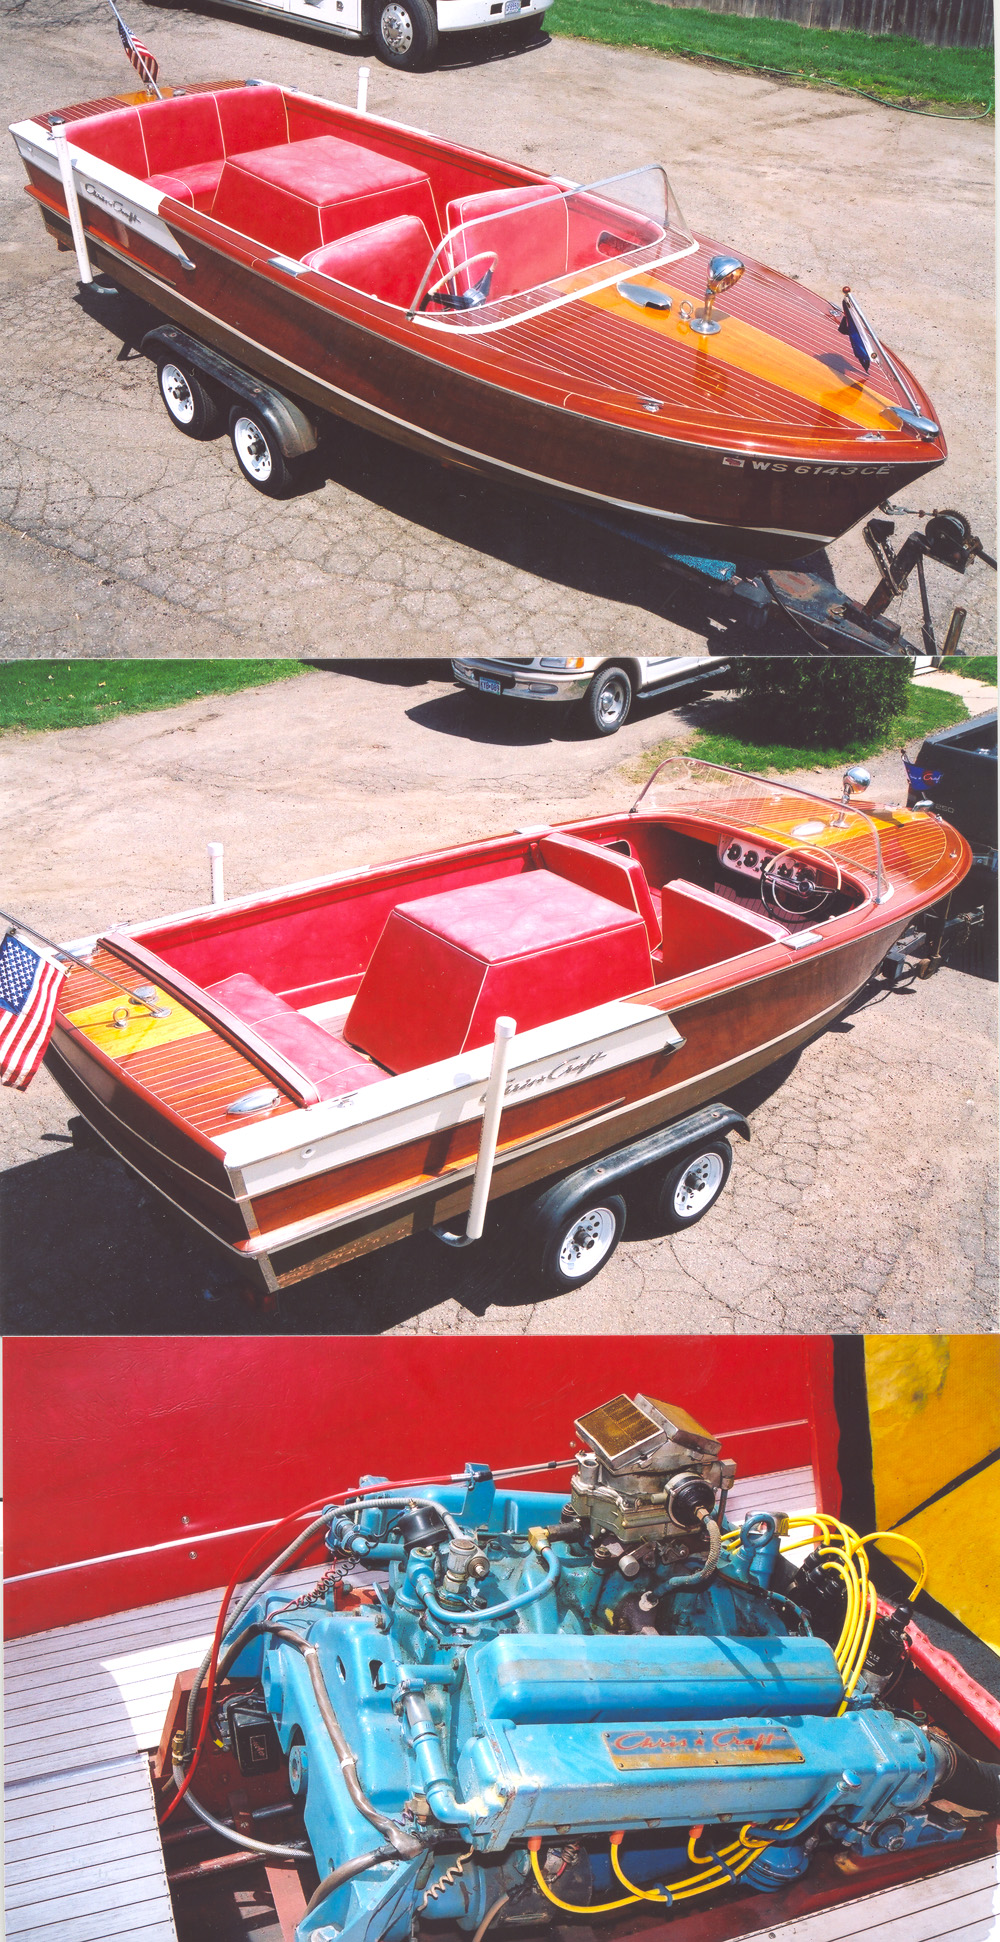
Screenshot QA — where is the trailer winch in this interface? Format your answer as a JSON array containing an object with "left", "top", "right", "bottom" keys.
[{"left": 158, "top": 1395, "right": 1000, "bottom": 1937}]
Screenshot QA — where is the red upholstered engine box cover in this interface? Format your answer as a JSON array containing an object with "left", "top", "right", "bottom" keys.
[
  {"left": 210, "top": 135, "right": 435, "bottom": 257},
  {"left": 659, "top": 879, "right": 787, "bottom": 981},
  {"left": 347, "top": 871, "right": 653, "bottom": 1074}
]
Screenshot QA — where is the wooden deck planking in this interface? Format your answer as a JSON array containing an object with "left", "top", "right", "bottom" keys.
[
  {"left": 4, "top": 1756, "right": 177, "bottom": 1942},
  {"left": 733, "top": 1850, "right": 999, "bottom": 1940}
]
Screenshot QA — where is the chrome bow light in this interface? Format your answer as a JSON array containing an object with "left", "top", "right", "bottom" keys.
[{"left": 690, "top": 253, "right": 745, "bottom": 336}]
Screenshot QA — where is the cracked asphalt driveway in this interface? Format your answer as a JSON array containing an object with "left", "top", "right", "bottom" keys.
[
  {"left": 1, "top": 663, "right": 995, "bottom": 1335},
  {"left": 1, "top": 0, "right": 995, "bottom": 656}
]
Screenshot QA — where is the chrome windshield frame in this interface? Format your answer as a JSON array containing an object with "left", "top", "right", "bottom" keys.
[{"left": 407, "top": 163, "right": 697, "bottom": 334}]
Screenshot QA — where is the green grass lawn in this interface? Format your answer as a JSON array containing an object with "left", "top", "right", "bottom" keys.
[
  {"left": 944, "top": 654, "right": 997, "bottom": 684},
  {"left": 0, "top": 660, "right": 307, "bottom": 734},
  {"left": 631, "top": 678, "right": 969, "bottom": 779},
  {"left": 548, "top": 0, "right": 994, "bottom": 109}
]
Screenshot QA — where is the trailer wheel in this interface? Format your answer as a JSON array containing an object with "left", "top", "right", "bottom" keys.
[
  {"left": 649, "top": 1140, "right": 732, "bottom": 1232},
  {"left": 228, "top": 405, "right": 292, "bottom": 497},
  {"left": 373, "top": 0, "right": 438, "bottom": 68},
  {"left": 157, "top": 358, "right": 222, "bottom": 439},
  {"left": 584, "top": 664, "right": 633, "bottom": 736},
  {"left": 539, "top": 1192, "right": 626, "bottom": 1291}
]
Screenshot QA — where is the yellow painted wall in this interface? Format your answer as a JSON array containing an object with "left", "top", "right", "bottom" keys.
[{"left": 865, "top": 1336, "right": 1000, "bottom": 1656}]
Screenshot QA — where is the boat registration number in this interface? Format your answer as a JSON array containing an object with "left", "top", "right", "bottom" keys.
[{"left": 479, "top": 676, "right": 502, "bottom": 693}]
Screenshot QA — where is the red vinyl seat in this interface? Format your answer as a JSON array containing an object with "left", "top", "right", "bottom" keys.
[
  {"left": 658, "top": 880, "right": 787, "bottom": 981},
  {"left": 206, "top": 972, "right": 384, "bottom": 1099},
  {"left": 539, "top": 832, "right": 661, "bottom": 951},
  {"left": 210, "top": 134, "right": 437, "bottom": 258},
  {"left": 444, "top": 183, "right": 568, "bottom": 299},
  {"left": 68, "top": 106, "right": 150, "bottom": 178},
  {"left": 69, "top": 86, "right": 291, "bottom": 215},
  {"left": 304, "top": 215, "right": 433, "bottom": 306},
  {"left": 347, "top": 871, "right": 653, "bottom": 1075}
]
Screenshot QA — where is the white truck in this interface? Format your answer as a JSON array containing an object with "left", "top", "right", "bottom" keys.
[
  {"left": 215, "top": 0, "right": 553, "bottom": 69},
  {"left": 451, "top": 655, "right": 729, "bottom": 735}
]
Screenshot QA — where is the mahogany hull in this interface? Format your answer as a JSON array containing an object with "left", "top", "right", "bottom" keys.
[
  {"left": 25, "top": 148, "right": 945, "bottom": 566},
  {"left": 44, "top": 907, "right": 910, "bottom": 1294}
]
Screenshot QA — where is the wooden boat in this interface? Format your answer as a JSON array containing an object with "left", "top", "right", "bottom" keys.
[
  {"left": 10, "top": 80, "right": 947, "bottom": 563},
  {"left": 43, "top": 759, "right": 970, "bottom": 1297}
]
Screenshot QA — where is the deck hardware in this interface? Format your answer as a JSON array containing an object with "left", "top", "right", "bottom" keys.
[
  {"left": 689, "top": 254, "right": 744, "bottom": 337},
  {"left": 178, "top": 254, "right": 196, "bottom": 272},
  {"left": 112, "top": 1006, "right": 131, "bottom": 1030},
  {"left": 267, "top": 254, "right": 308, "bottom": 277},
  {"left": 617, "top": 279, "right": 672, "bottom": 312},
  {"left": 227, "top": 1087, "right": 281, "bottom": 1116},
  {"left": 886, "top": 405, "right": 940, "bottom": 442},
  {"left": 640, "top": 399, "right": 663, "bottom": 413}
]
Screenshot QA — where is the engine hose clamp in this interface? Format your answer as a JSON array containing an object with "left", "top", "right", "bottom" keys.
[{"left": 705, "top": 1847, "right": 738, "bottom": 1885}]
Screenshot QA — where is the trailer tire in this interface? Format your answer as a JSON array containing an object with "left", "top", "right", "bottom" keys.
[
  {"left": 538, "top": 1191, "right": 627, "bottom": 1291},
  {"left": 157, "top": 358, "right": 222, "bottom": 439},
  {"left": 228, "top": 405, "right": 293, "bottom": 497},
  {"left": 373, "top": 0, "right": 438, "bottom": 68},
  {"left": 583, "top": 664, "right": 633, "bottom": 736},
  {"left": 648, "top": 1140, "right": 732, "bottom": 1232}
]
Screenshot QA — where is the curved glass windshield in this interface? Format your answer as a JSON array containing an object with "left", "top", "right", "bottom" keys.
[
  {"left": 631, "top": 757, "right": 890, "bottom": 903},
  {"left": 409, "top": 166, "right": 696, "bottom": 334}
]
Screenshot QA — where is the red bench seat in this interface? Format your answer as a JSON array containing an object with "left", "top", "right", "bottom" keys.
[
  {"left": 206, "top": 973, "right": 384, "bottom": 1100},
  {"left": 658, "top": 880, "right": 787, "bottom": 981},
  {"left": 347, "top": 871, "right": 654, "bottom": 1075},
  {"left": 210, "top": 134, "right": 438, "bottom": 259},
  {"left": 304, "top": 214, "right": 433, "bottom": 307}
]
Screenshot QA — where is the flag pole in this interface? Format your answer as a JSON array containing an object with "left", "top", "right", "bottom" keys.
[
  {"left": 0, "top": 909, "right": 170, "bottom": 1016},
  {"left": 105, "top": 0, "right": 163, "bottom": 98}
]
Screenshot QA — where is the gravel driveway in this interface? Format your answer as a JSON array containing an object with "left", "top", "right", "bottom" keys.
[
  {"left": 1, "top": 2, "right": 994, "bottom": 656},
  {"left": 1, "top": 665, "right": 995, "bottom": 1335}
]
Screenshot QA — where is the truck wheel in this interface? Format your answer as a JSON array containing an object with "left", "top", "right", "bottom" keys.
[
  {"left": 228, "top": 405, "right": 292, "bottom": 497},
  {"left": 373, "top": 0, "right": 438, "bottom": 68},
  {"left": 584, "top": 664, "right": 633, "bottom": 736},
  {"left": 649, "top": 1140, "right": 732, "bottom": 1232},
  {"left": 157, "top": 358, "right": 222, "bottom": 439},
  {"left": 539, "top": 1192, "right": 626, "bottom": 1291}
]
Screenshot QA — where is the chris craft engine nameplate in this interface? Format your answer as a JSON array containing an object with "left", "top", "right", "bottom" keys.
[{"left": 604, "top": 1726, "right": 806, "bottom": 1768}]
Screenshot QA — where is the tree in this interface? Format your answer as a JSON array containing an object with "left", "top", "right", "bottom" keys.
[{"left": 726, "top": 659, "right": 912, "bottom": 747}]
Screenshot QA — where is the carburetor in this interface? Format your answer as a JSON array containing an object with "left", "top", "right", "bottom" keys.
[{"left": 570, "top": 1392, "right": 736, "bottom": 1562}]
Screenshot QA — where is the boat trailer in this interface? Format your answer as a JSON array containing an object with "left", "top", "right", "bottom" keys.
[{"left": 572, "top": 505, "right": 997, "bottom": 659}]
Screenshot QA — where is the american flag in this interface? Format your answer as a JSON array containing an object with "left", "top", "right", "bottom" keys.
[
  {"left": 0, "top": 931, "right": 67, "bottom": 1091},
  {"left": 116, "top": 14, "right": 159, "bottom": 85}
]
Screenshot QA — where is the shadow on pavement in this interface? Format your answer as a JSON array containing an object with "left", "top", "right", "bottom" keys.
[{"left": 74, "top": 282, "right": 791, "bottom": 650}]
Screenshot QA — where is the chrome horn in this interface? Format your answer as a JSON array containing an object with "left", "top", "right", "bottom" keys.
[{"left": 690, "top": 254, "right": 745, "bottom": 337}]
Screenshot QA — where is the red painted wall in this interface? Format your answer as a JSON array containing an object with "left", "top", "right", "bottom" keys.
[{"left": 3, "top": 1336, "right": 838, "bottom": 1638}]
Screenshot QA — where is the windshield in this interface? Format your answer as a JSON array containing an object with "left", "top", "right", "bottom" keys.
[
  {"left": 631, "top": 757, "right": 888, "bottom": 902},
  {"left": 409, "top": 166, "right": 696, "bottom": 334}
]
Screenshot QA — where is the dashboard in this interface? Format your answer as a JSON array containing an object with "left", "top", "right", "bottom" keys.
[{"left": 716, "top": 833, "right": 820, "bottom": 892}]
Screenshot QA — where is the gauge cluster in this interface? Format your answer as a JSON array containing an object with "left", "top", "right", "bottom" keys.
[{"left": 717, "top": 834, "right": 817, "bottom": 891}]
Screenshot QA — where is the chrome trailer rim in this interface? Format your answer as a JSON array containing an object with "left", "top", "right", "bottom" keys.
[
  {"left": 161, "top": 363, "right": 195, "bottom": 425},
  {"left": 232, "top": 416, "right": 274, "bottom": 482},
  {"left": 557, "top": 1205, "right": 618, "bottom": 1279},
  {"left": 672, "top": 1151, "right": 725, "bottom": 1218}
]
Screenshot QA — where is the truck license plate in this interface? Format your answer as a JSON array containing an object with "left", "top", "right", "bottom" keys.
[
  {"left": 479, "top": 676, "right": 502, "bottom": 693},
  {"left": 503, "top": 2, "right": 521, "bottom": 16}
]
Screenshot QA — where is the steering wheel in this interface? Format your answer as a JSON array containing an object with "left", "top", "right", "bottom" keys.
[
  {"left": 760, "top": 845, "right": 842, "bottom": 921},
  {"left": 420, "top": 251, "right": 498, "bottom": 312}
]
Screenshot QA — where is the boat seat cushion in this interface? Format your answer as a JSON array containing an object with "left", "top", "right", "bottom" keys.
[
  {"left": 206, "top": 972, "right": 384, "bottom": 1099},
  {"left": 147, "top": 161, "right": 226, "bottom": 212},
  {"left": 210, "top": 134, "right": 437, "bottom": 257},
  {"left": 303, "top": 215, "right": 433, "bottom": 307},
  {"left": 138, "top": 94, "right": 225, "bottom": 175},
  {"left": 659, "top": 879, "right": 787, "bottom": 980},
  {"left": 539, "top": 832, "right": 661, "bottom": 950},
  {"left": 347, "top": 870, "right": 653, "bottom": 1074},
  {"left": 444, "top": 183, "right": 567, "bottom": 299},
  {"left": 68, "top": 107, "right": 149, "bottom": 178},
  {"left": 214, "top": 83, "right": 289, "bottom": 157}
]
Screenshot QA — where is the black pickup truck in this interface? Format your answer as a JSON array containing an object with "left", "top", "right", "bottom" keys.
[{"left": 906, "top": 709, "right": 997, "bottom": 881}]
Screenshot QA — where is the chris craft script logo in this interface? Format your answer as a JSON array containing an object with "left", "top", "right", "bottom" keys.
[{"left": 604, "top": 1726, "right": 804, "bottom": 1768}]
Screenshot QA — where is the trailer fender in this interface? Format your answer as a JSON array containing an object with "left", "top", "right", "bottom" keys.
[
  {"left": 525, "top": 1102, "right": 750, "bottom": 1243},
  {"left": 140, "top": 324, "right": 319, "bottom": 457}
]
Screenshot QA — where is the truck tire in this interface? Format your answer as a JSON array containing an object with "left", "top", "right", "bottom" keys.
[
  {"left": 538, "top": 1191, "right": 627, "bottom": 1291},
  {"left": 647, "top": 1140, "right": 733, "bottom": 1232},
  {"left": 157, "top": 358, "right": 222, "bottom": 439},
  {"left": 373, "top": 0, "right": 438, "bottom": 68},
  {"left": 228, "top": 404, "right": 293, "bottom": 497},
  {"left": 584, "top": 664, "right": 633, "bottom": 736}
]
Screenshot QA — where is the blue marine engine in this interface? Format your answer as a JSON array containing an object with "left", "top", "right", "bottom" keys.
[{"left": 201, "top": 1395, "right": 997, "bottom": 1940}]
